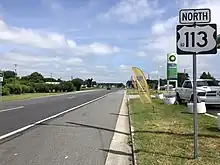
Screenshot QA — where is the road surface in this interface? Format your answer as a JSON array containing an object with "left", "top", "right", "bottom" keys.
[
  {"left": 0, "top": 89, "right": 117, "bottom": 137},
  {"left": 0, "top": 90, "right": 125, "bottom": 165}
]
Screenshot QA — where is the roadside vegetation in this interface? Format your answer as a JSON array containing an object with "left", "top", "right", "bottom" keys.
[
  {"left": 1, "top": 70, "right": 125, "bottom": 101},
  {"left": 129, "top": 98, "right": 220, "bottom": 165}
]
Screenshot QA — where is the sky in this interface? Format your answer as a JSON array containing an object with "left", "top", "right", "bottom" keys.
[{"left": 0, "top": 0, "right": 220, "bottom": 83}]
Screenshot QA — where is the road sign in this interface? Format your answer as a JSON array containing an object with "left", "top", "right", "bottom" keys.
[
  {"left": 176, "top": 24, "right": 217, "bottom": 54},
  {"left": 179, "top": 8, "right": 211, "bottom": 24},
  {"left": 0, "top": 71, "right": 3, "bottom": 82},
  {"left": 167, "top": 53, "right": 178, "bottom": 80}
]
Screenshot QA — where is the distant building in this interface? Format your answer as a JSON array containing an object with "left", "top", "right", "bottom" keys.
[{"left": 45, "top": 82, "right": 60, "bottom": 85}]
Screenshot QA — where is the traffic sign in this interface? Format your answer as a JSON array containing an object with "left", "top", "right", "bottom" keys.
[
  {"left": 176, "top": 24, "right": 217, "bottom": 54},
  {"left": 179, "top": 8, "right": 211, "bottom": 24}
]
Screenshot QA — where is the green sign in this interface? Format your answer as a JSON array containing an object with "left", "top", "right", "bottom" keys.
[
  {"left": 167, "top": 53, "right": 178, "bottom": 80},
  {"left": 167, "top": 63, "right": 178, "bottom": 80}
]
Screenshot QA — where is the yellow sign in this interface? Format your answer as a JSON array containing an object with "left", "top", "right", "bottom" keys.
[{"left": 132, "top": 67, "right": 152, "bottom": 103}]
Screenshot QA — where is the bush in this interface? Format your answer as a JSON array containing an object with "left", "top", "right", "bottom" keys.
[
  {"left": 5, "top": 83, "right": 22, "bottom": 94},
  {"left": 34, "top": 83, "right": 45, "bottom": 93},
  {"left": 29, "top": 86, "right": 36, "bottom": 93},
  {"left": 2, "top": 87, "right": 10, "bottom": 96},
  {"left": 21, "top": 85, "right": 30, "bottom": 93},
  {"left": 54, "top": 84, "right": 62, "bottom": 92},
  {"left": 60, "top": 81, "right": 75, "bottom": 92}
]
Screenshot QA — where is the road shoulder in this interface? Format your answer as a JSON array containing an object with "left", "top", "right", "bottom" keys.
[{"left": 105, "top": 91, "right": 132, "bottom": 165}]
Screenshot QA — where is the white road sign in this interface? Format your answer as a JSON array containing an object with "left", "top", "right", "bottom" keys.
[
  {"left": 176, "top": 24, "right": 217, "bottom": 54},
  {"left": 179, "top": 8, "right": 211, "bottom": 24}
]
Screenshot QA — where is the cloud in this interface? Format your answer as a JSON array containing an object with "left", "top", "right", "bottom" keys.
[
  {"left": 0, "top": 20, "right": 119, "bottom": 56},
  {"left": 95, "top": 65, "right": 107, "bottom": 69},
  {"left": 136, "top": 51, "right": 147, "bottom": 57},
  {"left": 100, "top": 0, "right": 164, "bottom": 24},
  {"left": 144, "top": 0, "right": 220, "bottom": 78},
  {"left": 41, "top": 0, "right": 63, "bottom": 11}
]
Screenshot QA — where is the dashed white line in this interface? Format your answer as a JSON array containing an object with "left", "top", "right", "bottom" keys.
[
  {"left": 0, "top": 106, "right": 24, "bottom": 113},
  {"left": 0, "top": 93, "right": 111, "bottom": 141}
]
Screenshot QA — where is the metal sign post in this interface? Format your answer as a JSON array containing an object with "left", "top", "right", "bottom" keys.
[{"left": 176, "top": 8, "right": 217, "bottom": 159}]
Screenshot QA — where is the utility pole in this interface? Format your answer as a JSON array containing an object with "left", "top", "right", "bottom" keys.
[
  {"left": 50, "top": 73, "right": 52, "bottom": 84},
  {"left": 14, "top": 64, "right": 17, "bottom": 85}
]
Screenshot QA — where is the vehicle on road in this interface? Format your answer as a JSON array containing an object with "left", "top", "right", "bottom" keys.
[
  {"left": 175, "top": 79, "right": 220, "bottom": 105},
  {"left": 107, "top": 87, "right": 111, "bottom": 90}
]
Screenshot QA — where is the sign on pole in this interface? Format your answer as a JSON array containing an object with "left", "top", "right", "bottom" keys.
[
  {"left": 176, "top": 8, "right": 217, "bottom": 160},
  {"left": 167, "top": 53, "right": 178, "bottom": 80},
  {"left": 177, "top": 24, "right": 217, "bottom": 54},
  {"left": 179, "top": 8, "right": 211, "bottom": 24}
]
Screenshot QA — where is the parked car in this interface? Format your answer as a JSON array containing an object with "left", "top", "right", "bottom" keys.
[
  {"left": 107, "top": 87, "right": 111, "bottom": 90},
  {"left": 175, "top": 79, "right": 220, "bottom": 105}
]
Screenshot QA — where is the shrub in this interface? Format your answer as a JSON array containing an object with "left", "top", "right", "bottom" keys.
[
  {"left": 54, "top": 84, "right": 62, "bottom": 92},
  {"left": 5, "top": 83, "right": 22, "bottom": 94},
  {"left": 2, "top": 87, "right": 10, "bottom": 96},
  {"left": 34, "top": 83, "right": 45, "bottom": 93},
  {"left": 21, "top": 85, "right": 30, "bottom": 93},
  {"left": 60, "top": 81, "right": 75, "bottom": 92}
]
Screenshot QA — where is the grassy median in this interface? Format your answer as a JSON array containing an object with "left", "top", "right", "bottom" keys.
[
  {"left": 1, "top": 92, "right": 65, "bottom": 101},
  {"left": 129, "top": 99, "right": 220, "bottom": 165}
]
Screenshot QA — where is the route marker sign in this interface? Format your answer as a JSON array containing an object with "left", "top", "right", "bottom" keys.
[
  {"left": 176, "top": 24, "right": 217, "bottom": 54},
  {"left": 179, "top": 8, "right": 211, "bottom": 24},
  {"left": 176, "top": 8, "right": 217, "bottom": 160}
]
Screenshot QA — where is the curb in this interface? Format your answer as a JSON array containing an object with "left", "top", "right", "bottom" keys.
[
  {"left": 127, "top": 95, "right": 138, "bottom": 165},
  {"left": 104, "top": 91, "right": 132, "bottom": 165}
]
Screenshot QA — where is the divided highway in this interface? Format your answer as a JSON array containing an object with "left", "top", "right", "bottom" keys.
[
  {"left": 0, "top": 90, "right": 125, "bottom": 165},
  {"left": 0, "top": 89, "right": 117, "bottom": 137}
]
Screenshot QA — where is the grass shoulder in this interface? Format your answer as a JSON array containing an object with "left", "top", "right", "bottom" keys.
[
  {"left": 129, "top": 98, "right": 220, "bottom": 165},
  {"left": 1, "top": 92, "right": 65, "bottom": 101}
]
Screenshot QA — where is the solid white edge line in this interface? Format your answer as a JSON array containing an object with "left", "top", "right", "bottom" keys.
[
  {"left": 205, "top": 113, "right": 218, "bottom": 118},
  {"left": 0, "top": 106, "right": 24, "bottom": 113},
  {"left": 0, "top": 93, "right": 111, "bottom": 141}
]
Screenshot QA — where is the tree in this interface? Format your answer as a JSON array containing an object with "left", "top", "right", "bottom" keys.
[
  {"left": 126, "top": 80, "right": 133, "bottom": 88},
  {"left": 21, "top": 72, "right": 44, "bottom": 83},
  {"left": 3, "top": 70, "right": 16, "bottom": 79},
  {"left": 200, "top": 72, "right": 213, "bottom": 79},
  {"left": 86, "top": 78, "right": 93, "bottom": 87},
  {"left": 72, "top": 78, "right": 83, "bottom": 91},
  {"left": 178, "top": 72, "right": 189, "bottom": 87}
]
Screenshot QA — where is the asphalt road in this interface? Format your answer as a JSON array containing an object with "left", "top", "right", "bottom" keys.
[
  {"left": 0, "top": 89, "right": 117, "bottom": 137},
  {"left": 206, "top": 105, "right": 220, "bottom": 116},
  {"left": 0, "top": 90, "right": 124, "bottom": 165}
]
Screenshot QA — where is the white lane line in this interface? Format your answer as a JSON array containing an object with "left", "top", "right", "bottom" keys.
[
  {"left": 205, "top": 113, "right": 218, "bottom": 118},
  {"left": 0, "top": 93, "right": 112, "bottom": 140},
  {"left": 68, "top": 96, "right": 76, "bottom": 99},
  {"left": 0, "top": 106, "right": 24, "bottom": 113}
]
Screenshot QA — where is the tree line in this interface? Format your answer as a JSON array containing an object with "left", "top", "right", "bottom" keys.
[
  {"left": 126, "top": 72, "right": 219, "bottom": 89},
  {"left": 1, "top": 70, "right": 97, "bottom": 96}
]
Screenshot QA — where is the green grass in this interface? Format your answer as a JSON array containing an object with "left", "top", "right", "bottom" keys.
[
  {"left": 130, "top": 99, "right": 220, "bottom": 165},
  {"left": 127, "top": 89, "right": 139, "bottom": 95},
  {"left": 1, "top": 92, "right": 65, "bottom": 101}
]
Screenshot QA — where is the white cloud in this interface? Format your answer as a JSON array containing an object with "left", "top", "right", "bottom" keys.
[
  {"left": 101, "top": 0, "right": 164, "bottom": 24},
  {"left": 136, "top": 51, "right": 147, "bottom": 57},
  {"left": 0, "top": 20, "right": 119, "bottom": 56},
  {"left": 95, "top": 65, "right": 107, "bottom": 69},
  {"left": 145, "top": 0, "right": 220, "bottom": 78}
]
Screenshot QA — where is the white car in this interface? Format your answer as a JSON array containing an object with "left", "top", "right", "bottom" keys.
[{"left": 175, "top": 79, "right": 220, "bottom": 105}]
